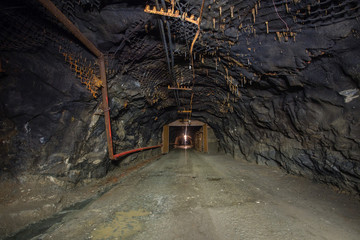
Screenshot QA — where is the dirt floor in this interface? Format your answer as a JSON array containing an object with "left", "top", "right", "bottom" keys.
[
  {"left": 2, "top": 149, "right": 360, "bottom": 240},
  {"left": 0, "top": 155, "right": 160, "bottom": 239}
]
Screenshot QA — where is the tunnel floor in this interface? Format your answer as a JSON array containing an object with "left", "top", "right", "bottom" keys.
[{"left": 7, "top": 150, "right": 360, "bottom": 240}]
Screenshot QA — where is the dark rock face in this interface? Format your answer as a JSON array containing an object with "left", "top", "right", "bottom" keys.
[
  {"left": 0, "top": 49, "right": 164, "bottom": 183},
  {"left": 213, "top": 19, "right": 360, "bottom": 192},
  {"left": 0, "top": 0, "right": 359, "bottom": 194},
  {"left": 0, "top": 49, "right": 106, "bottom": 181}
]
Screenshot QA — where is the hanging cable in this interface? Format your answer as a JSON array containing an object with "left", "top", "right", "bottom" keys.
[
  {"left": 190, "top": 0, "right": 205, "bottom": 79},
  {"left": 155, "top": 0, "right": 180, "bottom": 106},
  {"left": 160, "top": 0, "right": 181, "bottom": 107},
  {"left": 272, "top": 0, "right": 289, "bottom": 31}
]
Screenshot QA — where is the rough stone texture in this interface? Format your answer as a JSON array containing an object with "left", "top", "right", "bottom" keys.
[
  {"left": 0, "top": 0, "right": 359, "bottom": 194},
  {"left": 0, "top": 49, "right": 163, "bottom": 184}
]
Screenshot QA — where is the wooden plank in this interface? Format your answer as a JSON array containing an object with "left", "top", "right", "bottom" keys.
[
  {"left": 203, "top": 124, "right": 208, "bottom": 153},
  {"left": 162, "top": 125, "right": 169, "bottom": 154}
]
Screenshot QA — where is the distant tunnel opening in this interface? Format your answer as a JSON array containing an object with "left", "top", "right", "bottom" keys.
[
  {"left": 170, "top": 126, "right": 198, "bottom": 150},
  {"left": 163, "top": 120, "right": 219, "bottom": 153}
]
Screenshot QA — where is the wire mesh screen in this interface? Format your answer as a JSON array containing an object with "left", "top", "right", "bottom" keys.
[{"left": 0, "top": 0, "right": 117, "bottom": 98}]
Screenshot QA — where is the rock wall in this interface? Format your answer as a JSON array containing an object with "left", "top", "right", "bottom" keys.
[
  {"left": 179, "top": 1, "right": 360, "bottom": 194},
  {"left": 0, "top": 49, "right": 165, "bottom": 184},
  {"left": 207, "top": 127, "right": 219, "bottom": 154},
  {"left": 211, "top": 21, "right": 360, "bottom": 193}
]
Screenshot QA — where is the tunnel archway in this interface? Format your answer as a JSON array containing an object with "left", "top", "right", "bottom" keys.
[
  {"left": 174, "top": 134, "right": 192, "bottom": 148},
  {"left": 162, "top": 120, "right": 217, "bottom": 153}
]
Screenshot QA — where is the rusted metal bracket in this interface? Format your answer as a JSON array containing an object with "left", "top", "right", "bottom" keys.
[
  {"left": 113, "top": 145, "right": 162, "bottom": 159},
  {"left": 144, "top": 5, "right": 200, "bottom": 26},
  {"left": 168, "top": 85, "right": 192, "bottom": 91}
]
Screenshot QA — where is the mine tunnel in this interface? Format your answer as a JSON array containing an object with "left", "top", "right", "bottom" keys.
[{"left": 0, "top": 0, "right": 360, "bottom": 239}]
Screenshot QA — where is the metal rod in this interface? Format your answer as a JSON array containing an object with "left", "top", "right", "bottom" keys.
[
  {"left": 160, "top": 0, "right": 180, "bottom": 107},
  {"left": 155, "top": 0, "right": 180, "bottom": 107},
  {"left": 154, "top": 0, "right": 171, "bottom": 75},
  {"left": 99, "top": 56, "right": 114, "bottom": 159},
  {"left": 158, "top": 19, "right": 172, "bottom": 75},
  {"left": 190, "top": 0, "right": 205, "bottom": 79},
  {"left": 160, "top": 0, "right": 175, "bottom": 70},
  {"left": 113, "top": 145, "right": 162, "bottom": 159},
  {"left": 164, "top": 17, "right": 181, "bottom": 107}
]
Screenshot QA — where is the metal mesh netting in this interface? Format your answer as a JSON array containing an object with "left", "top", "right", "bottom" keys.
[
  {"left": 0, "top": 0, "right": 205, "bottom": 102},
  {"left": 0, "top": 0, "right": 174, "bottom": 100},
  {"left": 129, "top": 59, "right": 195, "bottom": 107},
  {"left": 167, "top": 1, "right": 198, "bottom": 45},
  {"left": 0, "top": 0, "right": 102, "bottom": 51},
  {"left": 141, "top": 0, "right": 246, "bottom": 113},
  {"left": 132, "top": 61, "right": 170, "bottom": 105},
  {"left": 169, "top": 18, "right": 198, "bottom": 50},
  {"left": 145, "top": 0, "right": 204, "bottom": 54},
  {"left": 43, "top": 0, "right": 101, "bottom": 21},
  {"left": 1, "top": 0, "right": 360, "bottom": 107},
  {"left": 0, "top": 0, "right": 115, "bottom": 98},
  {"left": 0, "top": 3, "right": 58, "bottom": 51}
]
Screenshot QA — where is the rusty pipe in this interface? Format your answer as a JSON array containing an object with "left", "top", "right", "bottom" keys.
[
  {"left": 190, "top": 0, "right": 205, "bottom": 79},
  {"left": 113, "top": 145, "right": 162, "bottom": 159},
  {"left": 99, "top": 56, "right": 114, "bottom": 159}
]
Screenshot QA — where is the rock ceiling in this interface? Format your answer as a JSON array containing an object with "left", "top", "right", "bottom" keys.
[{"left": 2, "top": 0, "right": 359, "bottom": 116}]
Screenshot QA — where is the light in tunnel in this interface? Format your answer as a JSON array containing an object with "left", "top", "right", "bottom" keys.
[{"left": 169, "top": 120, "right": 206, "bottom": 150}]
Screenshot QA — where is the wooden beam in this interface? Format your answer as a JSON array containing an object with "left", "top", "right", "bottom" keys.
[
  {"left": 203, "top": 124, "right": 208, "bottom": 153},
  {"left": 162, "top": 125, "right": 169, "bottom": 154}
]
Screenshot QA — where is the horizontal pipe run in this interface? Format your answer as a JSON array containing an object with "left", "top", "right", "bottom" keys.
[{"left": 113, "top": 145, "right": 162, "bottom": 160}]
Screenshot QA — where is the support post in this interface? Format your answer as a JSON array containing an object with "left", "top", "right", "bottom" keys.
[
  {"left": 99, "top": 56, "right": 114, "bottom": 159},
  {"left": 203, "top": 124, "right": 208, "bottom": 153},
  {"left": 162, "top": 125, "right": 169, "bottom": 154}
]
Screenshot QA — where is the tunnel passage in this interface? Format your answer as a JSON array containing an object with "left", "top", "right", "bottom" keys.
[
  {"left": 173, "top": 128, "right": 195, "bottom": 149},
  {"left": 0, "top": 0, "right": 359, "bottom": 201},
  {"left": 166, "top": 119, "right": 218, "bottom": 152},
  {"left": 0, "top": 0, "right": 360, "bottom": 238}
]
